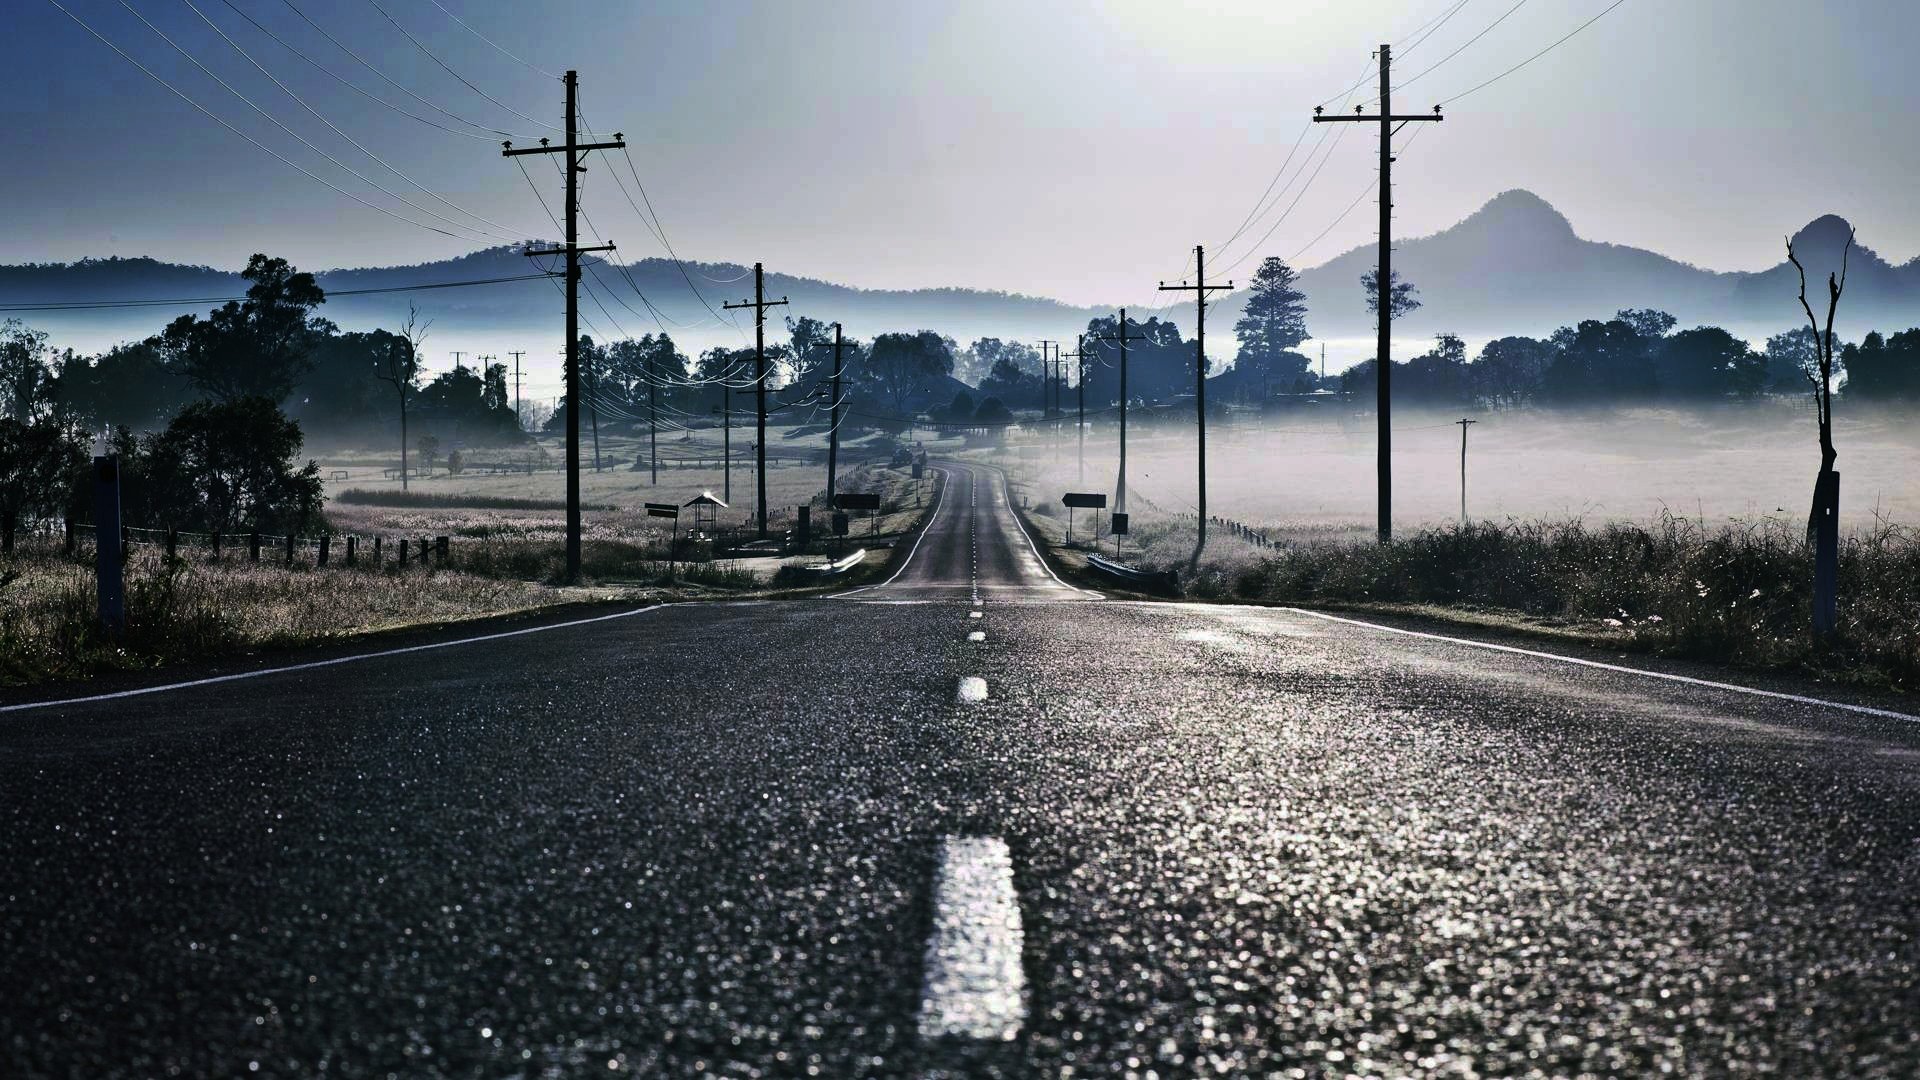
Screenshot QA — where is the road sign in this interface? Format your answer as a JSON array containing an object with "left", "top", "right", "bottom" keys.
[
  {"left": 1062, "top": 492, "right": 1107, "bottom": 509},
  {"left": 644, "top": 502, "right": 679, "bottom": 519},
  {"left": 835, "top": 492, "right": 882, "bottom": 511},
  {"left": 832, "top": 511, "right": 850, "bottom": 536},
  {"left": 1111, "top": 512, "right": 1129, "bottom": 535},
  {"left": 911, "top": 461, "right": 923, "bottom": 479}
]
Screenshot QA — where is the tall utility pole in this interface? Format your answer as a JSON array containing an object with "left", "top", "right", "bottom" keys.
[
  {"left": 451, "top": 350, "right": 466, "bottom": 374},
  {"left": 1314, "top": 43, "right": 1443, "bottom": 542},
  {"left": 1093, "top": 310, "right": 1147, "bottom": 514},
  {"left": 1036, "top": 340, "right": 1057, "bottom": 418},
  {"left": 1456, "top": 417, "right": 1477, "bottom": 523},
  {"left": 1060, "top": 335, "right": 1087, "bottom": 483},
  {"left": 723, "top": 264, "right": 788, "bottom": 538},
  {"left": 1158, "top": 246, "right": 1231, "bottom": 558},
  {"left": 648, "top": 347, "right": 659, "bottom": 485},
  {"left": 509, "top": 350, "right": 526, "bottom": 427},
  {"left": 503, "top": 70, "right": 624, "bottom": 582},
  {"left": 722, "top": 380, "right": 731, "bottom": 503},
  {"left": 824, "top": 322, "right": 848, "bottom": 503}
]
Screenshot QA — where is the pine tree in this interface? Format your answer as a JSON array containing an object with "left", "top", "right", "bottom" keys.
[{"left": 1232, "top": 257, "right": 1311, "bottom": 390}]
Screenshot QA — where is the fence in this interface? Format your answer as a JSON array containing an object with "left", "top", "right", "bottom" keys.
[{"left": 54, "top": 522, "right": 459, "bottom": 570}]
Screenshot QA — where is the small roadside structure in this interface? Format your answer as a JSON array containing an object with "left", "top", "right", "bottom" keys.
[{"left": 685, "top": 491, "right": 727, "bottom": 537}]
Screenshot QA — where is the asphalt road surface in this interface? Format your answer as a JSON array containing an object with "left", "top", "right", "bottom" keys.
[{"left": 4, "top": 460, "right": 1918, "bottom": 1078}]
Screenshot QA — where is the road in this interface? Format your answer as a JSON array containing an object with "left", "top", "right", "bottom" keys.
[{"left": 3, "top": 459, "right": 1917, "bottom": 1077}]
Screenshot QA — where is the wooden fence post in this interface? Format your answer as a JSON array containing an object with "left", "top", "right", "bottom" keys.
[
  {"left": 164, "top": 528, "right": 177, "bottom": 560},
  {"left": 398, "top": 537, "right": 408, "bottom": 567},
  {"left": 284, "top": 532, "right": 296, "bottom": 565},
  {"left": 345, "top": 535, "right": 357, "bottom": 567},
  {"left": 318, "top": 534, "right": 331, "bottom": 567},
  {"left": 435, "top": 535, "right": 449, "bottom": 565},
  {"left": 249, "top": 531, "right": 261, "bottom": 562}
]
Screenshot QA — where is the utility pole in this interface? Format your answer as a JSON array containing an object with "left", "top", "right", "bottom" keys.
[
  {"left": 1036, "top": 340, "right": 1057, "bottom": 418},
  {"left": 1456, "top": 417, "right": 1477, "bottom": 524},
  {"left": 1158, "top": 246, "right": 1231, "bottom": 558},
  {"left": 824, "top": 322, "right": 848, "bottom": 503},
  {"left": 1314, "top": 43, "right": 1443, "bottom": 543},
  {"left": 503, "top": 70, "right": 624, "bottom": 582},
  {"left": 648, "top": 347, "right": 659, "bottom": 485},
  {"left": 451, "top": 350, "right": 465, "bottom": 374},
  {"left": 722, "top": 380, "right": 731, "bottom": 504},
  {"left": 1061, "top": 335, "right": 1087, "bottom": 483},
  {"left": 1092, "top": 310, "right": 1147, "bottom": 514},
  {"left": 1319, "top": 342, "right": 1325, "bottom": 385},
  {"left": 509, "top": 350, "right": 525, "bottom": 427},
  {"left": 723, "top": 264, "right": 789, "bottom": 539}
]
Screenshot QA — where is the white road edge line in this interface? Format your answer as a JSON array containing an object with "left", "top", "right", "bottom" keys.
[
  {"left": 918, "top": 835, "right": 1026, "bottom": 1042},
  {"left": 1283, "top": 606, "right": 1920, "bottom": 723},
  {"left": 829, "top": 464, "right": 953, "bottom": 599},
  {"left": 981, "top": 462, "right": 1104, "bottom": 600},
  {"left": 0, "top": 604, "right": 671, "bottom": 715}
]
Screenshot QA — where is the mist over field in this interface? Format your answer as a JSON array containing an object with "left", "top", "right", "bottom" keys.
[{"left": 1004, "top": 402, "right": 1920, "bottom": 535}]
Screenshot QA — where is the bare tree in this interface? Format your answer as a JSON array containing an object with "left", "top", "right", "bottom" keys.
[
  {"left": 1785, "top": 226, "right": 1852, "bottom": 637},
  {"left": 374, "top": 304, "right": 429, "bottom": 492}
]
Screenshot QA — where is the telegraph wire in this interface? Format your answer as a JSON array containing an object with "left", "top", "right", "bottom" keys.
[
  {"left": 423, "top": 0, "right": 559, "bottom": 79},
  {"left": 0, "top": 272, "right": 556, "bottom": 313},
  {"left": 1437, "top": 0, "right": 1628, "bottom": 106}
]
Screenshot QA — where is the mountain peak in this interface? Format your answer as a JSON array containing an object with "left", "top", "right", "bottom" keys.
[
  {"left": 1788, "top": 213, "right": 1856, "bottom": 253},
  {"left": 1463, "top": 189, "right": 1576, "bottom": 237}
]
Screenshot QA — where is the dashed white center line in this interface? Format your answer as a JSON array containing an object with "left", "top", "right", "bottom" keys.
[
  {"left": 968, "top": 611, "right": 983, "bottom": 619},
  {"left": 957, "top": 676, "right": 988, "bottom": 703},
  {"left": 967, "top": 631, "right": 986, "bottom": 642},
  {"left": 918, "top": 836, "right": 1026, "bottom": 1042}
]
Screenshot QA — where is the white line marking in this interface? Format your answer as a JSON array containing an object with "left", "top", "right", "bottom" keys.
[
  {"left": 829, "top": 465, "right": 952, "bottom": 598},
  {"left": 968, "top": 611, "right": 983, "bottom": 619},
  {"left": 919, "top": 836, "right": 1025, "bottom": 1042},
  {"left": 1284, "top": 607, "right": 1920, "bottom": 723},
  {"left": 984, "top": 463, "right": 1103, "bottom": 599},
  {"left": 967, "top": 631, "right": 986, "bottom": 642},
  {"left": 0, "top": 605, "right": 670, "bottom": 715},
  {"left": 957, "top": 676, "right": 989, "bottom": 703}
]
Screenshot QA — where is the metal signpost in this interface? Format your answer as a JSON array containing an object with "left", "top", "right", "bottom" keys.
[
  {"left": 646, "top": 502, "right": 680, "bottom": 575},
  {"left": 835, "top": 492, "right": 883, "bottom": 537},
  {"left": 1062, "top": 491, "right": 1107, "bottom": 545},
  {"left": 1111, "top": 511, "right": 1129, "bottom": 557}
]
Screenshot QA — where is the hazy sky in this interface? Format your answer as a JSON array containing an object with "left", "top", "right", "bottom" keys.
[{"left": 7, "top": 0, "right": 1920, "bottom": 312}]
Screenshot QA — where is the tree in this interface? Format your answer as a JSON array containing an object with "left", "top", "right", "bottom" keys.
[
  {"left": 1763, "top": 327, "right": 1823, "bottom": 396},
  {"left": 866, "top": 331, "right": 956, "bottom": 415},
  {"left": 1543, "top": 318, "right": 1657, "bottom": 404},
  {"left": 0, "top": 319, "right": 55, "bottom": 423},
  {"left": 158, "top": 254, "right": 331, "bottom": 403},
  {"left": 1786, "top": 225, "right": 1852, "bottom": 639},
  {"left": 373, "top": 305, "right": 427, "bottom": 490},
  {"left": 1233, "top": 258, "right": 1311, "bottom": 392},
  {"left": 1615, "top": 308, "right": 1677, "bottom": 341},
  {"left": 0, "top": 416, "right": 86, "bottom": 551},
  {"left": 1360, "top": 268, "right": 1421, "bottom": 321},
  {"left": 416, "top": 433, "right": 441, "bottom": 477},
  {"left": 142, "top": 397, "right": 324, "bottom": 534},
  {"left": 1654, "top": 326, "right": 1764, "bottom": 399},
  {"left": 1472, "top": 336, "right": 1552, "bottom": 408}
]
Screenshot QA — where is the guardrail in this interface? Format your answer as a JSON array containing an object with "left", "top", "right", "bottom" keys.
[
  {"left": 796, "top": 549, "right": 868, "bottom": 577},
  {"left": 1086, "top": 552, "right": 1179, "bottom": 593}
]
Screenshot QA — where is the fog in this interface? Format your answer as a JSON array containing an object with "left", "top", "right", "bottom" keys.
[{"left": 997, "top": 401, "right": 1920, "bottom": 536}]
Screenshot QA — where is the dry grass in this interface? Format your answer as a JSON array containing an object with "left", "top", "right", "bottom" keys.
[{"left": 0, "top": 544, "right": 574, "bottom": 687}]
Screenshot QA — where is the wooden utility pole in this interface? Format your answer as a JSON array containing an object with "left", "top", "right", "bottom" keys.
[
  {"left": 1092, "top": 310, "right": 1147, "bottom": 514},
  {"left": 824, "top": 322, "right": 848, "bottom": 502},
  {"left": 723, "top": 264, "right": 789, "bottom": 539},
  {"left": 503, "top": 71, "right": 624, "bottom": 582},
  {"left": 648, "top": 347, "right": 659, "bottom": 485},
  {"left": 1456, "top": 417, "right": 1476, "bottom": 523},
  {"left": 1158, "top": 246, "right": 1231, "bottom": 558},
  {"left": 1036, "top": 340, "right": 1057, "bottom": 417},
  {"left": 1314, "top": 43, "right": 1443, "bottom": 543},
  {"left": 509, "top": 350, "right": 525, "bottom": 427},
  {"left": 1060, "top": 335, "right": 1087, "bottom": 483},
  {"left": 722, "top": 380, "right": 732, "bottom": 504}
]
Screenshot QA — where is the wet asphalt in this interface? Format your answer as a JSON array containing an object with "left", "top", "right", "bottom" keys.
[{"left": 2, "top": 461, "right": 1917, "bottom": 1078}]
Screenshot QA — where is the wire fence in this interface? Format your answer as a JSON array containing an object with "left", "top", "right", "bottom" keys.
[{"left": 23, "top": 520, "right": 464, "bottom": 570}]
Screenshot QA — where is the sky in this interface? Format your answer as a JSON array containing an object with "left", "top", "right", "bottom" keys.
[{"left": 6, "top": 0, "right": 1920, "bottom": 318}]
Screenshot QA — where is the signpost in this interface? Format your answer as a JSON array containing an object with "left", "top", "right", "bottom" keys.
[
  {"left": 834, "top": 492, "right": 883, "bottom": 537},
  {"left": 1062, "top": 491, "right": 1107, "bottom": 545},
  {"left": 1111, "top": 511, "right": 1129, "bottom": 557},
  {"left": 92, "top": 456, "right": 124, "bottom": 637},
  {"left": 646, "top": 502, "right": 680, "bottom": 575}
]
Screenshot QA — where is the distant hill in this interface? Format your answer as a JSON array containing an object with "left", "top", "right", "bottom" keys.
[{"left": 7, "top": 190, "right": 1918, "bottom": 366}]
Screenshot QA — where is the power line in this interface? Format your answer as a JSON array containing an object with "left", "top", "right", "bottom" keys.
[
  {"left": 184, "top": 0, "right": 531, "bottom": 242},
  {"left": 116, "top": 0, "right": 502, "bottom": 244},
  {"left": 1366, "top": 0, "right": 1535, "bottom": 103},
  {"left": 0, "top": 271, "right": 556, "bottom": 313},
  {"left": 1396, "top": 0, "right": 1474, "bottom": 56},
  {"left": 423, "top": 0, "right": 559, "bottom": 79},
  {"left": 367, "top": 0, "right": 596, "bottom": 136},
  {"left": 43, "top": 0, "right": 478, "bottom": 242},
  {"left": 1437, "top": 0, "right": 1629, "bottom": 106},
  {"left": 282, "top": 0, "right": 533, "bottom": 141},
  {"left": 217, "top": 0, "right": 494, "bottom": 142}
]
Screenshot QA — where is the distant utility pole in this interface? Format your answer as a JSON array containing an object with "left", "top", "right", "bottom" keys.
[
  {"left": 1319, "top": 342, "right": 1326, "bottom": 384},
  {"left": 824, "top": 322, "right": 849, "bottom": 503},
  {"left": 1158, "top": 246, "right": 1231, "bottom": 558},
  {"left": 1314, "top": 42, "right": 1443, "bottom": 543},
  {"left": 451, "top": 350, "right": 466, "bottom": 374},
  {"left": 723, "top": 264, "right": 789, "bottom": 539},
  {"left": 648, "top": 347, "right": 659, "bottom": 485},
  {"left": 1060, "top": 335, "right": 1087, "bottom": 483},
  {"left": 503, "top": 70, "right": 625, "bottom": 582},
  {"left": 1036, "top": 340, "right": 1058, "bottom": 418},
  {"left": 1092, "top": 309, "right": 1147, "bottom": 514},
  {"left": 722, "top": 380, "right": 732, "bottom": 504},
  {"left": 509, "top": 350, "right": 526, "bottom": 426},
  {"left": 1456, "top": 417, "right": 1477, "bottom": 523}
]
